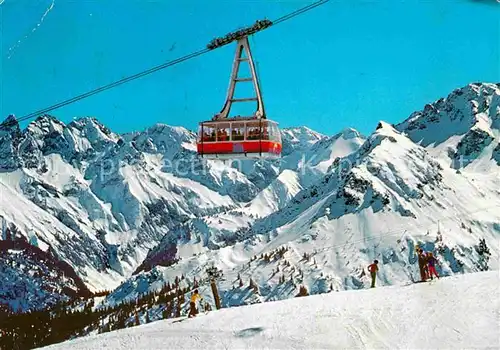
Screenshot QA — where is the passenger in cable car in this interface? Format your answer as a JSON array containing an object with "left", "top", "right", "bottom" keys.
[
  {"left": 261, "top": 126, "right": 269, "bottom": 140},
  {"left": 217, "top": 129, "right": 229, "bottom": 141},
  {"left": 203, "top": 131, "right": 215, "bottom": 142},
  {"left": 246, "top": 129, "right": 254, "bottom": 140},
  {"left": 232, "top": 128, "right": 244, "bottom": 141},
  {"left": 247, "top": 128, "right": 260, "bottom": 140}
]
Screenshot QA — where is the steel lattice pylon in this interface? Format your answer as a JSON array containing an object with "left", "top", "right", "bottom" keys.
[{"left": 213, "top": 36, "right": 266, "bottom": 121}]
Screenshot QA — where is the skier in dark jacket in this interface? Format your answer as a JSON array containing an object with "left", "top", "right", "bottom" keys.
[
  {"left": 368, "top": 260, "right": 379, "bottom": 288},
  {"left": 417, "top": 248, "right": 427, "bottom": 281}
]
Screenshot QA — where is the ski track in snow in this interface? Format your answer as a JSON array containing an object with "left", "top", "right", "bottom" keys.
[
  {"left": 42, "top": 271, "right": 500, "bottom": 350},
  {"left": 7, "top": 0, "right": 55, "bottom": 59}
]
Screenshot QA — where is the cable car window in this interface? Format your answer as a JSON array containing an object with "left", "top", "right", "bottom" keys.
[
  {"left": 268, "top": 121, "right": 279, "bottom": 142},
  {"left": 260, "top": 120, "right": 269, "bottom": 140},
  {"left": 246, "top": 121, "right": 261, "bottom": 140},
  {"left": 216, "top": 123, "right": 230, "bottom": 142},
  {"left": 231, "top": 122, "right": 245, "bottom": 141},
  {"left": 197, "top": 124, "right": 203, "bottom": 142},
  {"left": 201, "top": 124, "right": 216, "bottom": 142}
]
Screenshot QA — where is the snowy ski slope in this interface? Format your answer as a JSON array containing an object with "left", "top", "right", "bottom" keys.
[{"left": 42, "top": 270, "right": 500, "bottom": 349}]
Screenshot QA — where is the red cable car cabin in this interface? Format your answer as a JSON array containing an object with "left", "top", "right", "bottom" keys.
[
  {"left": 197, "top": 118, "right": 282, "bottom": 159},
  {"left": 198, "top": 29, "right": 281, "bottom": 159}
]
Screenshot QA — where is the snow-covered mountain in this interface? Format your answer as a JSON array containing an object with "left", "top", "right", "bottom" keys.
[
  {"left": 280, "top": 126, "right": 326, "bottom": 156},
  {"left": 0, "top": 239, "right": 91, "bottom": 313},
  {"left": 0, "top": 82, "right": 499, "bottom": 316},
  {"left": 395, "top": 82, "right": 500, "bottom": 170},
  {"left": 0, "top": 111, "right": 364, "bottom": 312},
  {"left": 132, "top": 127, "right": 366, "bottom": 275},
  {"left": 103, "top": 82, "right": 500, "bottom": 309}
]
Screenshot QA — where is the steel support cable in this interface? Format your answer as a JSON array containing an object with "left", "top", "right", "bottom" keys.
[
  {"left": 10, "top": 48, "right": 210, "bottom": 125},
  {"left": 272, "top": 0, "right": 330, "bottom": 25},
  {"left": 1, "top": 0, "right": 330, "bottom": 128}
]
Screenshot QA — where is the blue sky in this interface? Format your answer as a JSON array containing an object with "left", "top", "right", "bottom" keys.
[{"left": 1, "top": 0, "right": 499, "bottom": 136}]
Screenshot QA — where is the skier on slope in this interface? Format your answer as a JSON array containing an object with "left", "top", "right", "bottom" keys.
[
  {"left": 188, "top": 289, "right": 202, "bottom": 318},
  {"left": 417, "top": 248, "right": 427, "bottom": 282},
  {"left": 426, "top": 252, "right": 439, "bottom": 280},
  {"left": 367, "top": 260, "right": 379, "bottom": 288}
]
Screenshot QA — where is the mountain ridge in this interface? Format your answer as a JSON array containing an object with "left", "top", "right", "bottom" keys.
[{"left": 0, "top": 82, "right": 499, "bottom": 314}]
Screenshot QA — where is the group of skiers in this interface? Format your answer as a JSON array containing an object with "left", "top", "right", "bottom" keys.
[
  {"left": 416, "top": 247, "right": 439, "bottom": 282},
  {"left": 188, "top": 247, "right": 441, "bottom": 315},
  {"left": 367, "top": 246, "right": 440, "bottom": 288}
]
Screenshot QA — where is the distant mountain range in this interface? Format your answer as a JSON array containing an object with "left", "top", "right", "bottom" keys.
[{"left": 0, "top": 82, "right": 499, "bottom": 313}]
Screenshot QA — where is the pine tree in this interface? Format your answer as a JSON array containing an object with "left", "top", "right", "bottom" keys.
[
  {"left": 175, "top": 303, "right": 181, "bottom": 318},
  {"left": 249, "top": 278, "right": 258, "bottom": 292},
  {"left": 476, "top": 238, "right": 491, "bottom": 271},
  {"left": 166, "top": 301, "right": 173, "bottom": 319}
]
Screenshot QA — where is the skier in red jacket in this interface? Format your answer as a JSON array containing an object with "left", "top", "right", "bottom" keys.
[
  {"left": 426, "top": 252, "right": 439, "bottom": 280},
  {"left": 368, "top": 260, "right": 379, "bottom": 288}
]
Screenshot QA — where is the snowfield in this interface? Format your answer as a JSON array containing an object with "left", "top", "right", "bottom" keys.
[{"left": 43, "top": 271, "right": 500, "bottom": 349}]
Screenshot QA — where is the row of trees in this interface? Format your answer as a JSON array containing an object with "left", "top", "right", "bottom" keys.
[{"left": 0, "top": 272, "right": 212, "bottom": 350}]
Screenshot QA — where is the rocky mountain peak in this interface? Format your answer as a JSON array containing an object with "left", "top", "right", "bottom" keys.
[
  {"left": 0, "top": 114, "right": 21, "bottom": 137},
  {"left": 337, "top": 127, "right": 364, "bottom": 140},
  {"left": 396, "top": 83, "right": 499, "bottom": 147}
]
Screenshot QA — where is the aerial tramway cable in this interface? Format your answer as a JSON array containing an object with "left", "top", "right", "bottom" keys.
[{"left": 1, "top": 0, "right": 330, "bottom": 129}]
